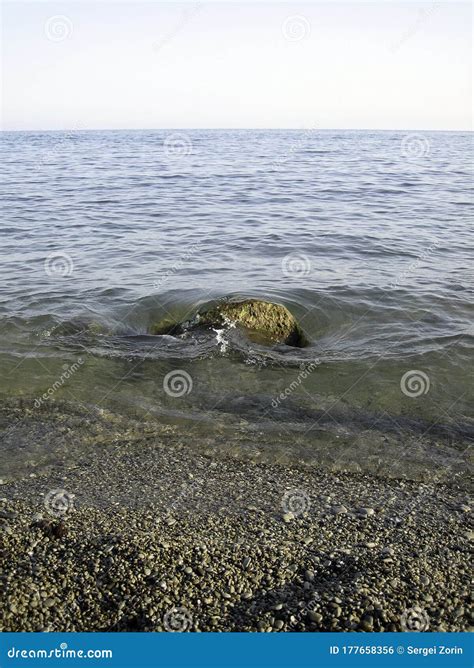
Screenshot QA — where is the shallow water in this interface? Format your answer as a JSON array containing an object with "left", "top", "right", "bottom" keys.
[{"left": 1, "top": 129, "right": 473, "bottom": 479}]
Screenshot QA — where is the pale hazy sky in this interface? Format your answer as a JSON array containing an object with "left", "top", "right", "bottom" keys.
[{"left": 1, "top": 1, "right": 472, "bottom": 131}]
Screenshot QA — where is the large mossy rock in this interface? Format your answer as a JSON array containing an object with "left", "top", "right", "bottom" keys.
[{"left": 151, "top": 299, "right": 307, "bottom": 347}]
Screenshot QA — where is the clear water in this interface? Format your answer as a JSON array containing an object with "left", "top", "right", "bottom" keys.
[{"left": 1, "top": 129, "right": 472, "bottom": 480}]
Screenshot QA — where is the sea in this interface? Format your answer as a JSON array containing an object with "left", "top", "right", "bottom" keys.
[{"left": 1, "top": 129, "right": 472, "bottom": 482}]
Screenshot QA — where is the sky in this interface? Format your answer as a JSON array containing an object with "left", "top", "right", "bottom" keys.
[{"left": 1, "top": 1, "right": 472, "bottom": 131}]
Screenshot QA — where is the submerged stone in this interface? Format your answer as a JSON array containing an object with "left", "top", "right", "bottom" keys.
[
  {"left": 52, "top": 320, "right": 107, "bottom": 336},
  {"left": 151, "top": 299, "right": 307, "bottom": 348}
]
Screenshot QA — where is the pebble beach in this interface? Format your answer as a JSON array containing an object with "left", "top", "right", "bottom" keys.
[{"left": 0, "top": 401, "right": 471, "bottom": 633}]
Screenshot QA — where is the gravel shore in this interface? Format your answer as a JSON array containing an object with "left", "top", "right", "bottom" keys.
[{"left": 0, "top": 402, "right": 472, "bottom": 632}]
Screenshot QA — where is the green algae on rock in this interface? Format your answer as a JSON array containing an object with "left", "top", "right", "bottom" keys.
[{"left": 151, "top": 299, "right": 307, "bottom": 347}]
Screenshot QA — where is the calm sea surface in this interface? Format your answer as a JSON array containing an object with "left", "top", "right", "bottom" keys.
[{"left": 1, "top": 130, "right": 473, "bottom": 480}]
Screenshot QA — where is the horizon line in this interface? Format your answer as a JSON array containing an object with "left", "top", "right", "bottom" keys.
[{"left": 1, "top": 127, "right": 472, "bottom": 133}]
